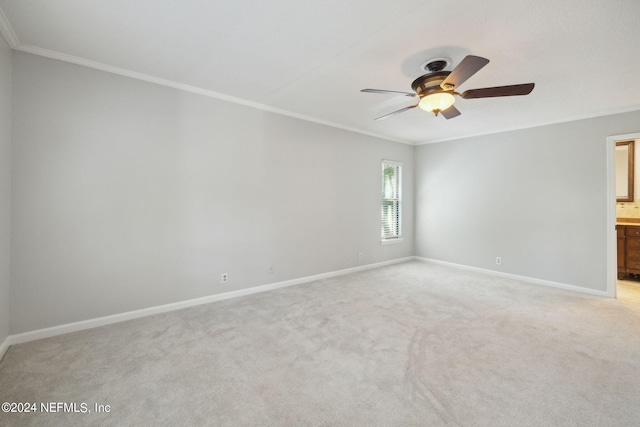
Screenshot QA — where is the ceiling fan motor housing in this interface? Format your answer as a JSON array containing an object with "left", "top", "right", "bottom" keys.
[{"left": 411, "top": 71, "right": 451, "bottom": 96}]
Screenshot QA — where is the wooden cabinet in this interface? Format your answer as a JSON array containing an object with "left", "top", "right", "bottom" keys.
[{"left": 617, "top": 224, "right": 640, "bottom": 279}]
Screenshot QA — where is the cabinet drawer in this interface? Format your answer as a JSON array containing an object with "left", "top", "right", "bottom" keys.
[
  {"left": 627, "top": 237, "right": 640, "bottom": 249},
  {"left": 627, "top": 248, "right": 640, "bottom": 260},
  {"left": 627, "top": 259, "right": 640, "bottom": 271},
  {"left": 625, "top": 227, "right": 640, "bottom": 237}
]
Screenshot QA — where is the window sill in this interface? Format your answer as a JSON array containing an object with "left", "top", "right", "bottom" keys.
[{"left": 381, "top": 238, "right": 404, "bottom": 245}]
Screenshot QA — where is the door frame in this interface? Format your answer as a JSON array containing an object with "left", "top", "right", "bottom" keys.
[{"left": 607, "top": 131, "right": 640, "bottom": 298}]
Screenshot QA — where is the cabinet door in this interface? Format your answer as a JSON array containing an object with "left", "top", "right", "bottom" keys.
[
  {"left": 618, "top": 237, "right": 626, "bottom": 269},
  {"left": 617, "top": 226, "right": 626, "bottom": 271}
]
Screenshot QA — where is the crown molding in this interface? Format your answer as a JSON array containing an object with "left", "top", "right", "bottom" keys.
[
  {"left": 416, "top": 105, "right": 640, "bottom": 145},
  {"left": 13, "top": 42, "right": 411, "bottom": 146},
  {"left": 0, "top": 6, "right": 18, "bottom": 48},
  {"left": 0, "top": 5, "right": 410, "bottom": 145}
]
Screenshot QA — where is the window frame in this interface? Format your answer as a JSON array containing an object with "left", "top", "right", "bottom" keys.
[{"left": 381, "top": 159, "right": 403, "bottom": 244}]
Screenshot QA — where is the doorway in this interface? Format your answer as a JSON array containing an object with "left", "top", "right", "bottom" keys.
[{"left": 608, "top": 132, "right": 640, "bottom": 299}]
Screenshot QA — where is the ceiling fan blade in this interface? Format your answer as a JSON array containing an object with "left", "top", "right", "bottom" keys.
[
  {"left": 361, "top": 88, "right": 417, "bottom": 97},
  {"left": 440, "top": 105, "right": 461, "bottom": 120},
  {"left": 461, "top": 83, "right": 535, "bottom": 99},
  {"left": 440, "top": 55, "right": 489, "bottom": 90},
  {"left": 374, "top": 104, "right": 419, "bottom": 121}
]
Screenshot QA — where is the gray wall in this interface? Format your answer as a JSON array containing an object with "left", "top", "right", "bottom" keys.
[
  {"left": 415, "top": 110, "right": 640, "bottom": 292},
  {"left": 8, "top": 48, "right": 637, "bottom": 335},
  {"left": 10, "top": 52, "right": 414, "bottom": 334},
  {"left": 0, "top": 37, "right": 11, "bottom": 344}
]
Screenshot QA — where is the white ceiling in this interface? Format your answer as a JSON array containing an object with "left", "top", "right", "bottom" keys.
[{"left": 1, "top": 0, "right": 639, "bottom": 144}]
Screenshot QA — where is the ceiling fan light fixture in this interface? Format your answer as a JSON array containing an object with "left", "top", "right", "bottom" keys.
[
  {"left": 418, "top": 92, "right": 455, "bottom": 115},
  {"left": 362, "top": 54, "right": 535, "bottom": 121}
]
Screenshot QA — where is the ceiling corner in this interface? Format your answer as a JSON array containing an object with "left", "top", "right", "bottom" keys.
[{"left": 0, "top": 5, "right": 18, "bottom": 48}]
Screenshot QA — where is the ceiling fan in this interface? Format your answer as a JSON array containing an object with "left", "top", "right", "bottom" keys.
[{"left": 361, "top": 55, "right": 534, "bottom": 121}]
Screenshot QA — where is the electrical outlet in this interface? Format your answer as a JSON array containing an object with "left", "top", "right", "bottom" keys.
[
  {"left": 268, "top": 265, "right": 274, "bottom": 274},
  {"left": 357, "top": 252, "right": 363, "bottom": 261},
  {"left": 221, "top": 273, "right": 228, "bottom": 284},
  {"left": 495, "top": 257, "right": 502, "bottom": 266}
]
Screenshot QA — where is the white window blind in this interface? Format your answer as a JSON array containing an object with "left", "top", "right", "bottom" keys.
[{"left": 381, "top": 160, "right": 401, "bottom": 241}]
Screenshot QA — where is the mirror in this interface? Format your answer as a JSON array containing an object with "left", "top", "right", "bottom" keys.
[{"left": 616, "top": 140, "right": 635, "bottom": 202}]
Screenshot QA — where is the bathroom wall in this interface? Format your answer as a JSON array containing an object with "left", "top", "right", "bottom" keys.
[{"left": 616, "top": 138, "right": 640, "bottom": 219}]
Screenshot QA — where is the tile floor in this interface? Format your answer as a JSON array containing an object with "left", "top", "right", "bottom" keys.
[{"left": 617, "top": 278, "right": 640, "bottom": 304}]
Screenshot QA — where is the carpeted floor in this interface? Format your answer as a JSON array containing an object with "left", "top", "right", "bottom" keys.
[{"left": 1, "top": 261, "right": 639, "bottom": 426}]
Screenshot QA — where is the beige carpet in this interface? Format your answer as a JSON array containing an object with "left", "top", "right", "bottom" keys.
[{"left": 1, "top": 261, "right": 639, "bottom": 426}]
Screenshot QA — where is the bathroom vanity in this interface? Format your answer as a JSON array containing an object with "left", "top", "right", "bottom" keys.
[{"left": 617, "top": 223, "right": 640, "bottom": 279}]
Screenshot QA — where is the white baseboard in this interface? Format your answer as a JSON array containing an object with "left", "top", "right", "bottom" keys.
[
  {"left": 1, "top": 257, "right": 414, "bottom": 356},
  {"left": 1, "top": 255, "right": 604, "bottom": 360},
  {"left": 0, "top": 335, "right": 10, "bottom": 361},
  {"left": 414, "top": 257, "right": 608, "bottom": 297}
]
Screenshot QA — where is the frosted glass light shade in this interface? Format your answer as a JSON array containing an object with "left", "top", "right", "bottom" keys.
[{"left": 418, "top": 92, "right": 455, "bottom": 112}]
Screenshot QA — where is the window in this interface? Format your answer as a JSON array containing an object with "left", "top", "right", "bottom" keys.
[{"left": 381, "top": 160, "right": 402, "bottom": 243}]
